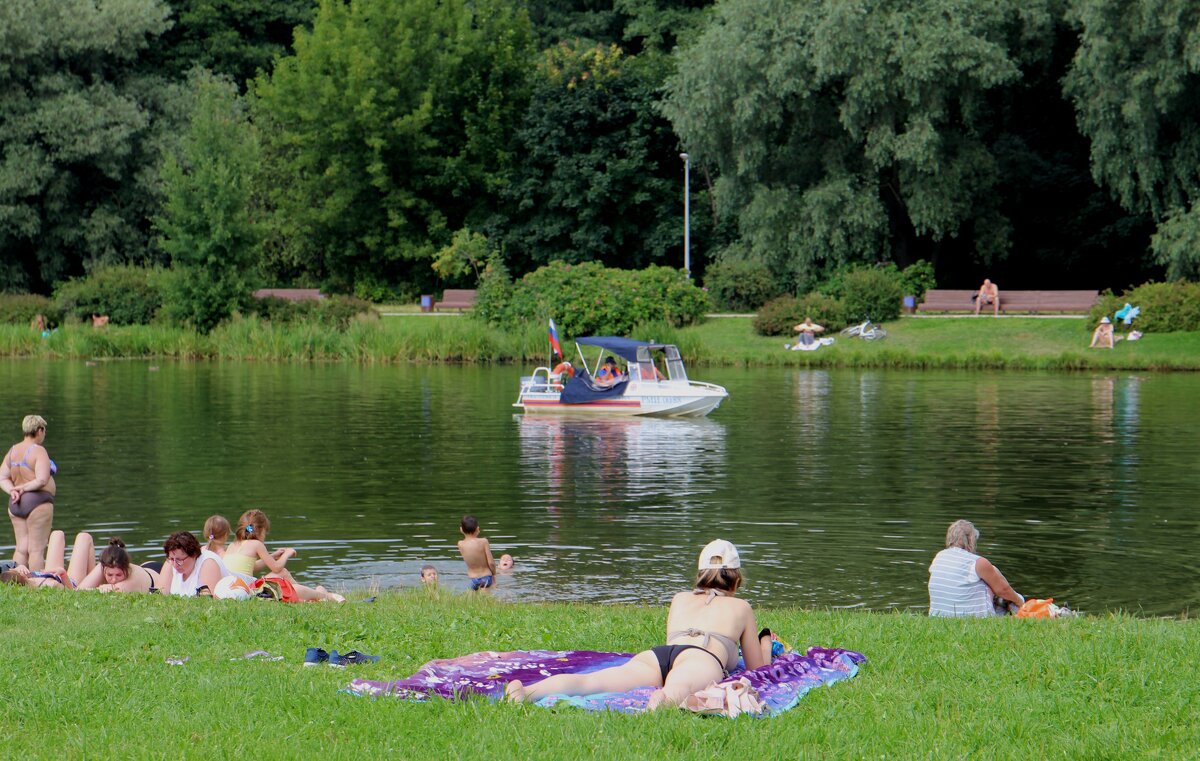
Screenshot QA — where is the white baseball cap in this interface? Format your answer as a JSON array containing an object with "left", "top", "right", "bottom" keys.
[{"left": 698, "top": 539, "right": 741, "bottom": 570}]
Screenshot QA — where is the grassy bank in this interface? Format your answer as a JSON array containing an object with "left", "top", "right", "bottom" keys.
[
  {"left": 2, "top": 315, "right": 1199, "bottom": 370},
  {"left": 0, "top": 590, "right": 1194, "bottom": 758}
]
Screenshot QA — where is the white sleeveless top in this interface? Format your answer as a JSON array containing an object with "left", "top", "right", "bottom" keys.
[
  {"left": 928, "top": 547, "right": 994, "bottom": 617},
  {"left": 169, "top": 549, "right": 231, "bottom": 596}
]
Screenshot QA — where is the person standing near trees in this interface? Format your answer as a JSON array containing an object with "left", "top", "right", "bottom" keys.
[{"left": 2, "top": 415, "right": 58, "bottom": 570}]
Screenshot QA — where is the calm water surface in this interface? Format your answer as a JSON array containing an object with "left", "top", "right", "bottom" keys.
[{"left": 3, "top": 359, "right": 1198, "bottom": 615}]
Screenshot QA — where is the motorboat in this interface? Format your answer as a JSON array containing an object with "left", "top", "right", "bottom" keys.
[{"left": 514, "top": 336, "right": 728, "bottom": 417}]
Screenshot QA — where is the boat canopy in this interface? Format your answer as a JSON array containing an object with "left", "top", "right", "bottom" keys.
[{"left": 576, "top": 336, "right": 674, "bottom": 362}]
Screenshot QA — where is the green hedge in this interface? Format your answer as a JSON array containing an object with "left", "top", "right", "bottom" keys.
[
  {"left": 703, "top": 259, "right": 782, "bottom": 312},
  {"left": 54, "top": 265, "right": 165, "bottom": 325},
  {"left": 754, "top": 294, "right": 852, "bottom": 336},
  {"left": 0, "top": 294, "right": 59, "bottom": 327},
  {"left": 476, "top": 261, "right": 710, "bottom": 337},
  {"left": 1091, "top": 281, "right": 1200, "bottom": 333},
  {"left": 250, "top": 295, "right": 376, "bottom": 331}
]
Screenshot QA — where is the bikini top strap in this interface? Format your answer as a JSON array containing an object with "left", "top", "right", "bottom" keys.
[{"left": 692, "top": 587, "right": 728, "bottom": 605}]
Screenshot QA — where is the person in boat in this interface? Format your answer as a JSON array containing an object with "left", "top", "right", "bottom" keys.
[
  {"left": 0, "top": 529, "right": 94, "bottom": 589},
  {"left": 928, "top": 520, "right": 1024, "bottom": 617},
  {"left": 506, "top": 539, "right": 773, "bottom": 710},
  {"left": 78, "top": 537, "right": 160, "bottom": 593},
  {"left": 1090, "top": 316, "right": 1115, "bottom": 349},
  {"left": 550, "top": 360, "right": 575, "bottom": 387},
  {"left": 594, "top": 356, "right": 625, "bottom": 387},
  {"left": 2, "top": 414, "right": 58, "bottom": 570},
  {"left": 158, "top": 530, "right": 232, "bottom": 597}
]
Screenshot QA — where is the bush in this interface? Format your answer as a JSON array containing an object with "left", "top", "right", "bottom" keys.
[
  {"left": 838, "top": 266, "right": 904, "bottom": 322},
  {"left": 1090, "top": 281, "right": 1200, "bottom": 333},
  {"left": 899, "top": 260, "right": 937, "bottom": 301},
  {"left": 479, "top": 261, "right": 709, "bottom": 337},
  {"left": 0, "top": 294, "right": 60, "bottom": 327},
  {"left": 753, "top": 293, "right": 851, "bottom": 336},
  {"left": 704, "top": 259, "right": 782, "bottom": 312},
  {"left": 249, "top": 295, "right": 374, "bottom": 331},
  {"left": 54, "top": 265, "right": 165, "bottom": 325}
]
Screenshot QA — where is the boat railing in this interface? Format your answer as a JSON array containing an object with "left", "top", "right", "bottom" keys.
[
  {"left": 686, "top": 380, "right": 727, "bottom": 393},
  {"left": 518, "top": 367, "right": 559, "bottom": 398}
]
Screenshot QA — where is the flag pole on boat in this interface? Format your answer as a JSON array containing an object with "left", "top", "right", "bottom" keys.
[{"left": 548, "top": 318, "right": 562, "bottom": 370}]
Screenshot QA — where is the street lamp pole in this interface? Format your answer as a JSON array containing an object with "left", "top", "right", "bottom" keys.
[{"left": 680, "top": 152, "right": 691, "bottom": 278}]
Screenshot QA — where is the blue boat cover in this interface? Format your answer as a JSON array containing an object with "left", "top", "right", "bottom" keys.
[
  {"left": 576, "top": 336, "right": 656, "bottom": 362},
  {"left": 559, "top": 369, "right": 630, "bottom": 404}
]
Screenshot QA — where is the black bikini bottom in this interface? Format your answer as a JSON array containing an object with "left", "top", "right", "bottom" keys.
[{"left": 650, "top": 644, "right": 727, "bottom": 683}]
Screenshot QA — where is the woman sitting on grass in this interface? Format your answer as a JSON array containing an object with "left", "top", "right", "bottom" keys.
[
  {"left": 224, "top": 509, "right": 344, "bottom": 602},
  {"left": 158, "top": 530, "right": 231, "bottom": 597},
  {"left": 0, "top": 529, "right": 94, "bottom": 588},
  {"left": 506, "top": 539, "right": 772, "bottom": 710},
  {"left": 928, "top": 520, "right": 1024, "bottom": 617},
  {"left": 78, "top": 537, "right": 160, "bottom": 593}
]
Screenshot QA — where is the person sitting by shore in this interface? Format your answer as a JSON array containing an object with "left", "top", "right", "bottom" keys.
[
  {"left": 1090, "top": 317, "right": 1115, "bottom": 349},
  {"left": 0, "top": 529, "right": 94, "bottom": 589},
  {"left": 506, "top": 539, "right": 773, "bottom": 710},
  {"left": 793, "top": 317, "right": 826, "bottom": 347},
  {"left": 223, "top": 509, "right": 344, "bottom": 602},
  {"left": 78, "top": 537, "right": 160, "bottom": 593},
  {"left": 158, "top": 530, "right": 231, "bottom": 597},
  {"left": 974, "top": 279, "right": 1000, "bottom": 316},
  {"left": 929, "top": 520, "right": 1024, "bottom": 617},
  {"left": 203, "top": 514, "right": 231, "bottom": 556},
  {"left": 595, "top": 356, "right": 625, "bottom": 387},
  {"left": 91, "top": 314, "right": 109, "bottom": 328}
]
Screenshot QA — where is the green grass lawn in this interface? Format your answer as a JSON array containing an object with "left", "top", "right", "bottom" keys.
[
  {"left": 2, "top": 314, "right": 1198, "bottom": 370},
  {"left": 0, "top": 590, "right": 1195, "bottom": 759}
]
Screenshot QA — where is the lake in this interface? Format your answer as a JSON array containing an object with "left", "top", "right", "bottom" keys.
[{"left": 3, "top": 359, "right": 1197, "bottom": 615}]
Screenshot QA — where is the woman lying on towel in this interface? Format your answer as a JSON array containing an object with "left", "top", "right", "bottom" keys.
[{"left": 506, "top": 539, "right": 773, "bottom": 710}]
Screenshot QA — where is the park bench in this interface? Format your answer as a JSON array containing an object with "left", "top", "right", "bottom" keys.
[
  {"left": 434, "top": 289, "right": 477, "bottom": 312},
  {"left": 253, "top": 288, "right": 324, "bottom": 302},
  {"left": 917, "top": 289, "right": 1099, "bottom": 315}
]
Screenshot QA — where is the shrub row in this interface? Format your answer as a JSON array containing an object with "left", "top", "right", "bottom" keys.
[
  {"left": 249, "top": 295, "right": 375, "bottom": 330},
  {"left": 0, "top": 294, "right": 59, "bottom": 327},
  {"left": 1091, "top": 281, "right": 1200, "bottom": 333},
  {"left": 475, "top": 261, "right": 710, "bottom": 337}
]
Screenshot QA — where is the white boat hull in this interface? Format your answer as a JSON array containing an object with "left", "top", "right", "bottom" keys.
[{"left": 516, "top": 380, "right": 727, "bottom": 418}]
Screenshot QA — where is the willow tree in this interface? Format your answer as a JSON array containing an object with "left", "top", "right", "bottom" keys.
[
  {"left": 1066, "top": 0, "right": 1200, "bottom": 279},
  {"left": 254, "top": 0, "right": 534, "bottom": 298},
  {"left": 662, "top": 0, "right": 1061, "bottom": 288}
]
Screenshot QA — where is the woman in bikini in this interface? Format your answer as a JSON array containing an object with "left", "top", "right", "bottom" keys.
[
  {"left": 506, "top": 539, "right": 772, "bottom": 710},
  {"left": 2, "top": 414, "right": 58, "bottom": 570},
  {"left": 78, "top": 537, "right": 160, "bottom": 593},
  {"left": 0, "top": 529, "right": 94, "bottom": 589}
]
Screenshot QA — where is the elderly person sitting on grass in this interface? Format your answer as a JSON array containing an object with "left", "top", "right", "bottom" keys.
[
  {"left": 929, "top": 520, "right": 1024, "bottom": 617},
  {"left": 1090, "top": 317, "right": 1115, "bottom": 349}
]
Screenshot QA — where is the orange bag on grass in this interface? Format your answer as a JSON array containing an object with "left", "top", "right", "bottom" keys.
[{"left": 1015, "top": 598, "right": 1055, "bottom": 619}]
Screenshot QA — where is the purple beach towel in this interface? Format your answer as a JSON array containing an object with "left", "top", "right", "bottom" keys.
[{"left": 345, "top": 646, "right": 865, "bottom": 716}]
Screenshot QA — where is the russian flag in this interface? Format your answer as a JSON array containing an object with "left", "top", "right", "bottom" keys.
[{"left": 548, "top": 318, "right": 562, "bottom": 358}]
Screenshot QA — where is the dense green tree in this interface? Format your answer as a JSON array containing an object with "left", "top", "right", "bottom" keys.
[
  {"left": 157, "top": 72, "right": 262, "bottom": 332},
  {"left": 0, "top": 0, "right": 179, "bottom": 293},
  {"left": 1065, "top": 0, "right": 1200, "bottom": 279},
  {"left": 255, "top": 0, "right": 534, "bottom": 298},
  {"left": 497, "top": 44, "right": 687, "bottom": 272},
  {"left": 663, "top": 0, "right": 1065, "bottom": 290},
  {"left": 526, "top": 0, "right": 713, "bottom": 52},
  {"left": 143, "top": 0, "right": 315, "bottom": 87}
]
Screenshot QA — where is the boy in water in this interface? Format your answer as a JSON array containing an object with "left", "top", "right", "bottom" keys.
[
  {"left": 457, "top": 515, "right": 496, "bottom": 590},
  {"left": 420, "top": 564, "right": 439, "bottom": 585}
]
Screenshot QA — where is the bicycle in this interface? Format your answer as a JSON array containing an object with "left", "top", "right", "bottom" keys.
[{"left": 840, "top": 318, "right": 887, "bottom": 341}]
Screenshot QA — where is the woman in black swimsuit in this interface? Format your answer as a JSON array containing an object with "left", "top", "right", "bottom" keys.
[
  {"left": 2, "top": 415, "right": 57, "bottom": 570},
  {"left": 506, "top": 539, "right": 772, "bottom": 710},
  {"left": 0, "top": 530, "right": 93, "bottom": 589},
  {"left": 78, "top": 537, "right": 160, "bottom": 593}
]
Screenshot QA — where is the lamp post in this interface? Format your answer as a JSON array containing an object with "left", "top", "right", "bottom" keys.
[{"left": 680, "top": 152, "right": 691, "bottom": 278}]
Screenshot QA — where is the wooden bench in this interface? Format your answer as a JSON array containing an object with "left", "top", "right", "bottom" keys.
[
  {"left": 253, "top": 288, "right": 324, "bottom": 302},
  {"left": 434, "top": 289, "right": 477, "bottom": 312},
  {"left": 917, "top": 289, "right": 1099, "bottom": 315}
]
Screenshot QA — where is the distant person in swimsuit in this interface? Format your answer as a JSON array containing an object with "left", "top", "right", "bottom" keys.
[
  {"left": 222, "top": 509, "right": 343, "bottom": 602},
  {"left": 0, "top": 529, "right": 94, "bottom": 589},
  {"left": 457, "top": 515, "right": 496, "bottom": 591},
  {"left": 506, "top": 539, "right": 773, "bottom": 710},
  {"left": 497, "top": 553, "right": 514, "bottom": 574},
  {"left": 420, "top": 564, "right": 439, "bottom": 585},
  {"left": 78, "top": 537, "right": 160, "bottom": 593},
  {"left": 1090, "top": 316, "right": 1115, "bottom": 349},
  {"left": 158, "top": 530, "right": 231, "bottom": 597},
  {"left": 2, "top": 414, "right": 58, "bottom": 570},
  {"left": 594, "top": 356, "right": 625, "bottom": 387},
  {"left": 974, "top": 279, "right": 1000, "bottom": 316}
]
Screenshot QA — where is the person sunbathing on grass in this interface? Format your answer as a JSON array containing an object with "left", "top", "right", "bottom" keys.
[
  {"left": 506, "top": 539, "right": 773, "bottom": 711},
  {"left": 0, "top": 529, "right": 95, "bottom": 589},
  {"left": 77, "top": 537, "right": 160, "bottom": 593}
]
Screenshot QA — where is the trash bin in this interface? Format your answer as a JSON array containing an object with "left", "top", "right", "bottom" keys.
[
  {"left": 902, "top": 295, "right": 916, "bottom": 314},
  {"left": 420, "top": 295, "right": 433, "bottom": 313}
]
